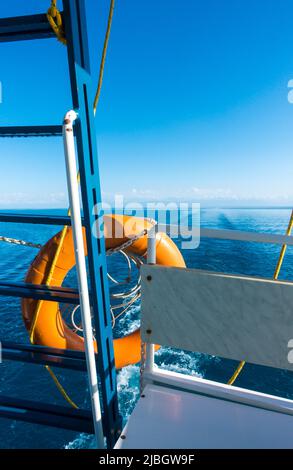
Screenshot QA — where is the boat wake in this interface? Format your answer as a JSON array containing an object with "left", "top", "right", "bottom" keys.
[{"left": 65, "top": 345, "right": 204, "bottom": 448}]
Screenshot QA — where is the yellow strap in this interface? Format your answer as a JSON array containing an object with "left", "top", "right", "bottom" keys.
[{"left": 227, "top": 209, "right": 293, "bottom": 386}]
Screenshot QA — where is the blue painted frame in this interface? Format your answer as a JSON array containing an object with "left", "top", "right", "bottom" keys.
[
  {"left": 0, "top": 395, "right": 94, "bottom": 434},
  {"left": 0, "top": 125, "right": 63, "bottom": 137},
  {"left": 0, "top": 14, "right": 54, "bottom": 42},
  {"left": 0, "top": 213, "right": 76, "bottom": 225},
  {"left": 1, "top": 341, "right": 88, "bottom": 371}
]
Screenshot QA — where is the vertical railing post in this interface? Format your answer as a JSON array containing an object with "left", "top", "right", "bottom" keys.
[
  {"left": 144, "top": 224, "right": 157, "bottom": 374},
  {"left": 63, "top": 110, "right": 104, "bottom": 448}
]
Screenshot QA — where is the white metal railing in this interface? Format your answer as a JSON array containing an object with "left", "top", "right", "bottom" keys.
[
  {"left": 157, "top": 224, "right": 293, "bottom": 246},
  {"left": 143, "top": 367, "right": 293, "bottom": 416},
  {"left": 144, "top": 227, "right": 157, "bottom": 375},
  {"left": 144, "top": 224, "right": 157, "bottom": 375},
  {"left": 63, "top": 110, "right": 104, "bottom": 449}
]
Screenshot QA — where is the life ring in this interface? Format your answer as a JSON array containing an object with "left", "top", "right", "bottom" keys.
[{"left": 22, "top": 215, "right": 185, "bottom": 369}]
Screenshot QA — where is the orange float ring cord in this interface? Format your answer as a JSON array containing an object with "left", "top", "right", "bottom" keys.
[{"left": 22, "top": 215, "right": 185, "bottom": 369}]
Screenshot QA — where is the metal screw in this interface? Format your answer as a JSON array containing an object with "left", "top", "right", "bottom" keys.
[
  {"left": 146, "top": 329, "right": 152, "bottom": 334},
  {"left": 141, "top": 394, "right": 145, "bottom": 398},
  {"left": 120, "top": 435, "right": 126, "bottom": 440},
  {"left": 146, "top": 275, "right": 152, "bottom": 281}
]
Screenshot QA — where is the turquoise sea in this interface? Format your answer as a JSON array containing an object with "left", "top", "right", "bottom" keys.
[{"left": 0, "top": 208, "right": 293, "bottom": 448}]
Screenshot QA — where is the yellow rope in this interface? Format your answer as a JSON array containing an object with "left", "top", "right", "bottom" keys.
[
  {"left": 273, "top": 210, "right": 293, "bottom": 279},
  {"left": 29, "top": 226, "right": 68, "bottom": 343},
  {"left": 45, "top": 365, "right": 78, "bottom": 409},
  {"left": 47, "top": 0, "right": 115, "bottom": 115},
  {"left": 227, "top": 209, "right": 293, "bottom": 386},
  {"left": 29, "top": 223, "right": 79, "bottom": 409},
  {"left": 93, "top": 0, "right": 115, "bottom": 114},
  {"left": 227, "top": 360, "right": 245, "bottom": 386},
  {"left": 47, "top": 0, "right": 67, "bottom": 45}
]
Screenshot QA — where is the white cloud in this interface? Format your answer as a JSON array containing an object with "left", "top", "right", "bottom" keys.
[
  {"left": 0, "top": 191, "right": 68, "bottom": 208},
  {"left": 101, "top": 186, "right": 293, "bottom": 207},
  {"left": 190, "top": 187, "right": 238, "bottom": 200},
  {"left": 1, "top": 187, "right": 292, "bottom": 209}
]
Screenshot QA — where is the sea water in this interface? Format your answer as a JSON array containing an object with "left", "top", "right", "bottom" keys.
[{"left": 0, "top": 208, "right": 293, "bottom": 448}]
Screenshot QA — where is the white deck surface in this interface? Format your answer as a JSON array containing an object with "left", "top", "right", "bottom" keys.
[{"left": 115, "top": 384, "right": 293, "bottom": 449}]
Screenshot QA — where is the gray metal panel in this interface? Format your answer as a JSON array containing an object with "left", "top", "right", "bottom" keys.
[
  {"left": 115, "top": 384, "right": 293, "bottom": 449},
  {"left": 141, "top": 265, "right": 293, "bottom": 371}
]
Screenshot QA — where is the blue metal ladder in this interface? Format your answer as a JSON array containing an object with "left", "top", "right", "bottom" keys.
[{"left": 0, "top": 0, "right": 120, "bottom": 448}]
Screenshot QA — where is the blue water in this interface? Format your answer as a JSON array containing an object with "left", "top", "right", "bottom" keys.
[{"left": 0, "top": 208, "right": 293, "bottom": 448}]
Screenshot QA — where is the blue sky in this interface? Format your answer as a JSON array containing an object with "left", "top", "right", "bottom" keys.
[{"left": 1, "top": 0, "right": 293, "bottom": 208}]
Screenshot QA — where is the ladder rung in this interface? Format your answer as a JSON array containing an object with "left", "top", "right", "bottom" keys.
[
  {"left": 0, "top": 213, "right": 81, "bottom": 226},
  {"left": 0, "top": 395, "right": 94, "bottom": 434},
  {"left": 0, "top": 14, "right": 55, "bottom": 43},
  {"left": 1, "top": 341, "right": 88, "bottom": 371},
  {"left": 0, "top": 125, "right": 63, "bottom": 138},
  {"left": 0, "top": 281, "right": 80, "bottom": 304}
]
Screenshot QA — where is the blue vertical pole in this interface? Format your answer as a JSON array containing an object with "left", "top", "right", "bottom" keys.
[{"left": 63, "top": 0, "right": 121, "bottom": 448}]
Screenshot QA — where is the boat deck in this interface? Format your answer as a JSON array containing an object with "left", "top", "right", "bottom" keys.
[{"left": 115, "top": 383, "right": 293, "bottom": 449}]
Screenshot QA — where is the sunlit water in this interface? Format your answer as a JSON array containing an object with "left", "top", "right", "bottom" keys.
[{"left": 0, "top": 208, "right": 293, "bottom": 448}]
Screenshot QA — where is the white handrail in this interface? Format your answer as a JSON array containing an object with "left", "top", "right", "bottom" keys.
[
  {"left": 144, "top": 225, "right": 157, "bottom": 374},
  {"left": 63, "top": 110, "right": 104, "bottom": 449},
  {"left": 143, "top": 368, "right": 293, "bottom": 416},
  {"left": 157, "top": 224, "right": 293, "bottom": 246}
]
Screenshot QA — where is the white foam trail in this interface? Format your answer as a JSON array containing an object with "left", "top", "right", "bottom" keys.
[
  {"left": 156, "top": 347, "right": 204, "bottom": 377},
  {"left": 65, "top": 364, "right": 141, "bottom": 449},
  {"left": 65, "top": 433, "right": 96, "bottom": 449},
  {"left": 115, "top": 304, "right": 140, "bottom": 335}
]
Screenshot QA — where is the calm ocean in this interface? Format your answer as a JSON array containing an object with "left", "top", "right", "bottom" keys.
[{"left": 0, "top": 208, "right": 293, "bottom": 448}]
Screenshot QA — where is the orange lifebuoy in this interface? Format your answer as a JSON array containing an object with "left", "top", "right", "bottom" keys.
[{"left": 22, "top": 215, "right": 185, "bottom": 369}]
